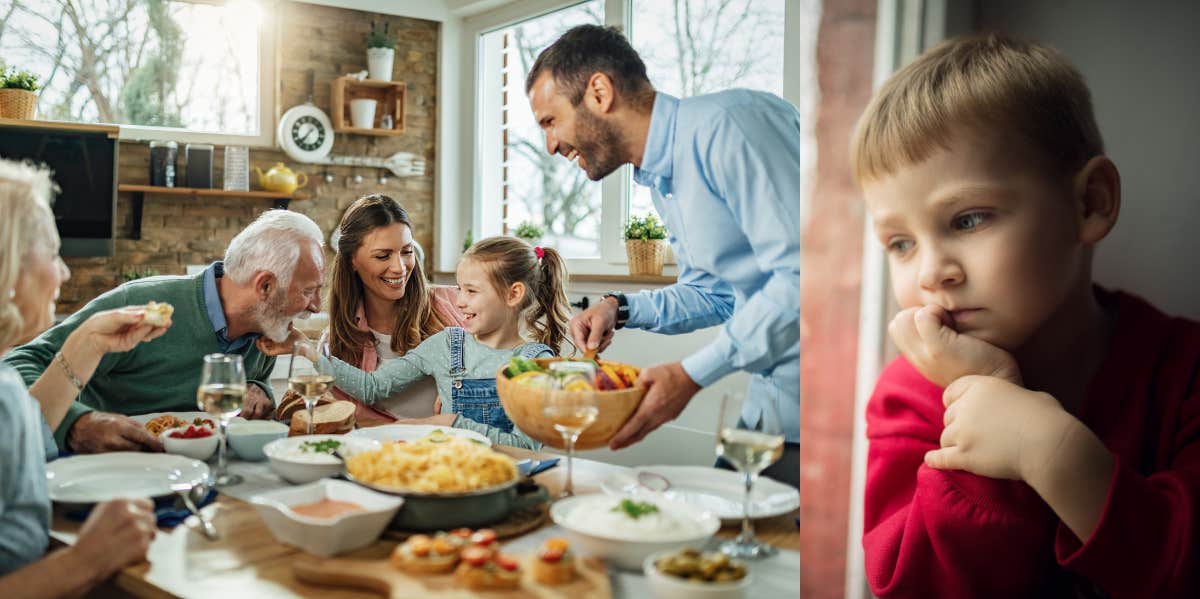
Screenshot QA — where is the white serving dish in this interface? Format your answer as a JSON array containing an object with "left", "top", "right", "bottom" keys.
[
  {"left": 160, "top": 426, "right": 220, "bottom": 461},
  {"left": 548, "top": 493, "right": 720, "bottom": 570},
  {"left": 227, "top": 420, "right": 289, "bottom": 461},
  {"left": 263, "top": 435, "right": 381, "bottom": 484},
  {"left": 602, "top": 465, "right": 800, "bottom": 521},
  {"left": 250, "top": 478, "right": 404, "bottom": 557},
  {"left": 345, "top": 423, "right": 491, "bottom": 446},
  {"left": 46, "top": 452, "right": 209, "bottom": 503},
  {"left": 643, "top": 549, "right": 753, "bottom": 599}
]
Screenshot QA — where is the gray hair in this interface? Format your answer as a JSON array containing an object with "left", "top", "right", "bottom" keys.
[
  {"left": 0, "top": 159, "right": 59, "bottom": 347},
  {"left": 224, "top": 210, "right": 324, "bottom": 287}
]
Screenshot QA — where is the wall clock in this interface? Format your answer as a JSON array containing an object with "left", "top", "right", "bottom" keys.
[{"left": 277, "top": 70, "right": 334, "bottom": 163}]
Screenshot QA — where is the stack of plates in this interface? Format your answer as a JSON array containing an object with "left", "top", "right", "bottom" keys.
[{"left": 602, "top": 465, "right": 799, "bottom": 521}]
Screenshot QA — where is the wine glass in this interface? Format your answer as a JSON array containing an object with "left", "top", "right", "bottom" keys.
[
  {"left": 715, "top": 391, "right": 785, "bottom": 559},
  {"left": 542, "top": 361, "right": 599, "bottom": 498},
  {"left": 196, "top": 353, "right": 246, "bottom": 487},
  {"left": 286, "top": 341, "right": 333, "bottom": 435}
]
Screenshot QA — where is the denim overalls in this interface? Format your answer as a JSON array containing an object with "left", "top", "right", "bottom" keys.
[{"left": 446, "top": 327, "right": 550, "bottom": 433}]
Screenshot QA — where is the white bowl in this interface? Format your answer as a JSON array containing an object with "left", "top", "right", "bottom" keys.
[
  {"left": 548, "top": 494, "right": 720, "bottom": 570},
  {"left": 263, "top": 434, "right": 381, "bottom": 484},
  {"left": 643, "top": 549, "right": 753, "bottom": 599},
  {"left": 227, "top": 420, "right": 289, "bottom": 461},
  {"left": 160, "top": 427, "right": 219, "bottom": 461},
  {"left": 250, "top": 479, "right": 404, "bottom": 557}
]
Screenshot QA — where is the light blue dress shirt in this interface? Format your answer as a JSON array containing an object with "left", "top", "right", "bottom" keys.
[
  {"left": 630, "top": 91, "right": 801, "bottom": 442},
  {"left": 0, "top": 363, "right": 52, "bottom": 574},
  {"left": 202, "top": 261, "right": 259, "bottom": 353}
]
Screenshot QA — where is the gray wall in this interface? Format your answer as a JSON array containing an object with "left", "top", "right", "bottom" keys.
[{"left": 958, "top": 0, "right": 1200, "bottom": 319}]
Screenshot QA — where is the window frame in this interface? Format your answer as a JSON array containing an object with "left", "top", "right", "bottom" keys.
[
  {"left": 15, "top": 0, "right": 279, "bottom": 148},
  {"left": 448, "top": 0, "right": 802, "bottom": 275}
]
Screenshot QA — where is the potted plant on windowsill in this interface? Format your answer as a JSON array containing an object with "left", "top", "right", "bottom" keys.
[
  {"left": 513, "top": 221, "right": 544, "bottom": 247},
  {"left": 0, "top": 65, "right": 40, "bottom": 120},
  {"left": 623, "top": 214, "right": 669, "bottom": 276},
  {"left": 364, "top": 20, "right": 397, "bottom": 81}
]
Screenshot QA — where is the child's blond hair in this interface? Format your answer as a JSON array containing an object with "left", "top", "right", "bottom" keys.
[{"left": 851, "top": 33, "right": 1104, "bottom": 185}]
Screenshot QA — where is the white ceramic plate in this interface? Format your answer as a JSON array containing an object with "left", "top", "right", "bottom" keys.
[
  {"left": 345, "top": 424, "right": 491, "bottom": 447},
  {"left": 602, "top": 465, "right": 799, "bottom": 520},
  {"left": 46, "top": 452, "right": 210, "bottom": 503}
]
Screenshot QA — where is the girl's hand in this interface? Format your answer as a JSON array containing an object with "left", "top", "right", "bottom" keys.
[
  {"left": 255, "top": 328, "right": 311, "bottom": 357},
  {"left": 924, "top": 375, "right": 1075, "bottom": 481},
  {"left": 889, "top": 305, "right": 1022, "bottom": 387},
  {"left": 76, "top": 307, "right": 170, "bottom": 355}
]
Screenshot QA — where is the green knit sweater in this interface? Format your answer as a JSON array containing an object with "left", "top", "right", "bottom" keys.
[{"left": 1, "top": 272, "right": 275, "bottom": 450}]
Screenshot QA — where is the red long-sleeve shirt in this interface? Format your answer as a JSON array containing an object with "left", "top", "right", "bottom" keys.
[{"left": 864, "top": 290, "right": 1200, "bottom": 598}]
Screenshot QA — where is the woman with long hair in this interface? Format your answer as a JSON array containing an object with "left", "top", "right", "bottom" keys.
[{"left": 321, "top": 194, "right": 464, "bottom": 420}]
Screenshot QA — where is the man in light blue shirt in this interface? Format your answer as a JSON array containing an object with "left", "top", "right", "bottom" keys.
[{"left": 527, "top": 25, "right": 799, "bottom": 486}]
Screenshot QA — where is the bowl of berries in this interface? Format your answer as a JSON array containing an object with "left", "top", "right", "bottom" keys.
[{"left": 160, "top": 423, "right": 220, "bottom": 461}]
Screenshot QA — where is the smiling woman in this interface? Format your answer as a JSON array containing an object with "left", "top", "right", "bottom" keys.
[{"left": 322, "top": 194, "right": 465, "bottom": 421}]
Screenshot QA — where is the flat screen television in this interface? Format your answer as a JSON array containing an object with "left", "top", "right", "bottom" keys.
[{"left": 0, "top": 122, "right": 118, "bottom": 256}]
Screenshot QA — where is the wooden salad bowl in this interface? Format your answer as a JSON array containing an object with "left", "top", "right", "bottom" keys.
[{"left": 496, "top": 357, "right": 644, "bottom": 450}]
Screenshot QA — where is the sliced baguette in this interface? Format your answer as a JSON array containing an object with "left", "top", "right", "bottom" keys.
[{"left": 288, "top": 400, "right": 356, "bottom": 436}]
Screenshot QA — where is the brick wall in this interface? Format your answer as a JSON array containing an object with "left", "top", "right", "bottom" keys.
[
  {"left": 57, "top": 1, "right": 438, "bottom": 314},
  {"left": 799, "top": 1, "right": 877, "bottom": 598}
]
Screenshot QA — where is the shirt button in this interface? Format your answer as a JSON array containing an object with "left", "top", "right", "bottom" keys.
[{"left": 665, "top": 193, "right": 674, "bottom": 199}]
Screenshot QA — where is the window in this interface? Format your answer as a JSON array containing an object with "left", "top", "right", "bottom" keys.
[
  {"left": 478, "top": 1, "right": 604, "bottom": 259},
  {"left": 628, "top": 0, "right": 787, "bottom": 221},
  {"left": 0, "top": 0, "right": 274, "bottom": 146},
  {"left": 463, "top": 0, "right": 801, "bottom": 274}
]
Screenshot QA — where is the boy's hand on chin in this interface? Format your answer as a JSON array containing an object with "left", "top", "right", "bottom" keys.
[
  {"left": 923, "top": 375, "right": 1075, "bottom": 481},
  {"left": 889, "top": 305, "right": 1022, "bottom": 388}
]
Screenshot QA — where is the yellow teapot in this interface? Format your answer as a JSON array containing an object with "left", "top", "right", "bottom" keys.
[{"left": 255, "top": 163, "right": 308, "bottom": 194}]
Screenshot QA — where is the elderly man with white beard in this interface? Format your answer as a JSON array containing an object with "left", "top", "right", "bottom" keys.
[{"left": 3, "top": 210, "right": 325, "bottom": 454}]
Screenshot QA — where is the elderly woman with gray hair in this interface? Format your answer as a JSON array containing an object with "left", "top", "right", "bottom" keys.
[
  {"left": 0, "top": 158, "right": 160, "bottom": 596},
  {"left": 3, "top": 188, "right": 326, "bottom": 454}
]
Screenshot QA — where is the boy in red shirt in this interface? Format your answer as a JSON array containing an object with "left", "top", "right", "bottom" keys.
[{"left": 852, "top": 34, "right": 1200, "bottom": 598}]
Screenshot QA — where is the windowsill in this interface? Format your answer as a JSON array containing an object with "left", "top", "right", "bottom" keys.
[{"left": 432, "top": 271, "right": 677, "bottom": 286}]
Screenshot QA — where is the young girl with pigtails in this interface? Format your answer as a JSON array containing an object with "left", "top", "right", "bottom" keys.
[{"left": 296, "top": 236, "right": 572, "bottom": 448}]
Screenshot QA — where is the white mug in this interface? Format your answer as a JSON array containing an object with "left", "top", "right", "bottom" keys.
[{"left": 349, "top": 99, "right": 377, "bottom": 129}]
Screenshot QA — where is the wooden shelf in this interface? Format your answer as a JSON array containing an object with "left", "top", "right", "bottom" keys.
[
  {"left": 0, "top": 118, "right": 119, "bottom": 137},
  {"left": 117, "top": 184, "right": 295, "bottom": 200},
  {"left": 117, "top": 184, "right": 299, "bottom": 240},
  {"left": 331, "top": 76, "right": 406, "bottom": 135}
]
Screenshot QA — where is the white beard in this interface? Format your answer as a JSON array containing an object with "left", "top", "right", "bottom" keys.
[{"left": 253, "top": 289, "right": 301, "bottom": 342}]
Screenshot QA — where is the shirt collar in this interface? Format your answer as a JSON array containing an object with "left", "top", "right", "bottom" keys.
[
  {"left": 633, "top": 92, "right": 679, "bottom": 195},
  {"left": 202, "top": 261, "right": 259, "bottom": 351}
]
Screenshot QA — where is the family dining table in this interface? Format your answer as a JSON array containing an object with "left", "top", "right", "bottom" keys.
[{"left": 49, "top": 415, "right": 801, "bottom": 599}]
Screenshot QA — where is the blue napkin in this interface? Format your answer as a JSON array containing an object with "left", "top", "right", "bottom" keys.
[
  {"left": 64, "top": 488, "right": 219, "bottom": 528},
  {"left": 520, "top": 457, "right": 559, "bottom": 477}
]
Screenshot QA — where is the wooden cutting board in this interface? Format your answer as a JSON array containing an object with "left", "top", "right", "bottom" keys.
[{"left": 293, "top": 553, "right": 612, "bottom": 598}]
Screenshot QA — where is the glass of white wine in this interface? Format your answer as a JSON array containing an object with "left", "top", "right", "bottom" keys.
[
  {"left": 197, "top": 353, "right": 246, "bottom": 487},
  {"left": 287, "top": 340, "right": 334, "bottom": 435},
  {"left": 716, "top": 391, "right": 785, "bottom": 559},
  {"left": 542, "top": 361, "right": 599, "bottom": 498}
]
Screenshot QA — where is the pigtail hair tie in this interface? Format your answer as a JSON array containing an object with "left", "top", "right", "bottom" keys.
[{"left": 534, "top": 246, "right": 545, "bottom": 260}]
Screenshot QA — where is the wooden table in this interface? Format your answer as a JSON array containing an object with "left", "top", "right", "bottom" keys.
[{"left": 51, "top": 446, "right": 799, "bottom": 598}]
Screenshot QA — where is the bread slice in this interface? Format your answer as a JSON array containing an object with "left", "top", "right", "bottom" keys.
[
  {"left": 275, "top": 389, "right": 334, "bottom": 422},
  {"left": 532, "top": 554, "right": 576, "bottom": 585},
  {"left": 289, "top": 400, "right": 355, "bottom": 436},
  {"left": 142, "top": 301, "right": 174, "bottom": 327}
]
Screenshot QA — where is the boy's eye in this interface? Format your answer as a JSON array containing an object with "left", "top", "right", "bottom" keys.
[
  {"left": 887, "top": 238, "right": 914, "bottom": 255},
  {"left": 952, "top": 211, "right": 990, "bottom": 231}
]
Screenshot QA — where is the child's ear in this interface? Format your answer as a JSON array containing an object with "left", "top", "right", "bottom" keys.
[
  {"left": 506, "top": 282, "right": 526, "bottom": 308},
  {"left": 1073, "top": 156, "right": 1121, "bottom": 244}
]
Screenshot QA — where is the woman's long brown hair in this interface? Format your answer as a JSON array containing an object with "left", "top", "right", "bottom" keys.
[
  {"left": 327, "top": 194, "right": 445, "bottom": 365},
  {"left": 463, "top": 236, "right": 572, "bottom": 353}
]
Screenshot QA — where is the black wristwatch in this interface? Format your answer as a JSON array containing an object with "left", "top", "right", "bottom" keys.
[{"left": 603, "top": 292, "right": 629, "bottom": 329}]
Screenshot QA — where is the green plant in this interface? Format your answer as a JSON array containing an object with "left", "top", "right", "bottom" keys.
[
  {"left": 622, "top": 214, "right": 668, "bottom": 241},
  {"left": 121, "top": 267, "right": 159, "bottom": 282},
  {"left": 364, "top": 20, "right": 396, "bottom": 49},
  {"left": 462, "top": 227, "right": 473, "bottom": 252},
  {"left": 0, "top": 67, "right": 40, "bottom": 92},
  {"left": 513, "top": 221, "right": 544, "bottom": 240}
]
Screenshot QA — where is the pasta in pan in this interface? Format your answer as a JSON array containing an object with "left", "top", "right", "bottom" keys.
[{"left": 345, "top": 431, "right": 517, "bottom": 493}]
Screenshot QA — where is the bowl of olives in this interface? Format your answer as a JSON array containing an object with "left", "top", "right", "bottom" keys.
[{"left": 643, "top": 547, "right": 752, "bottom": 599}]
